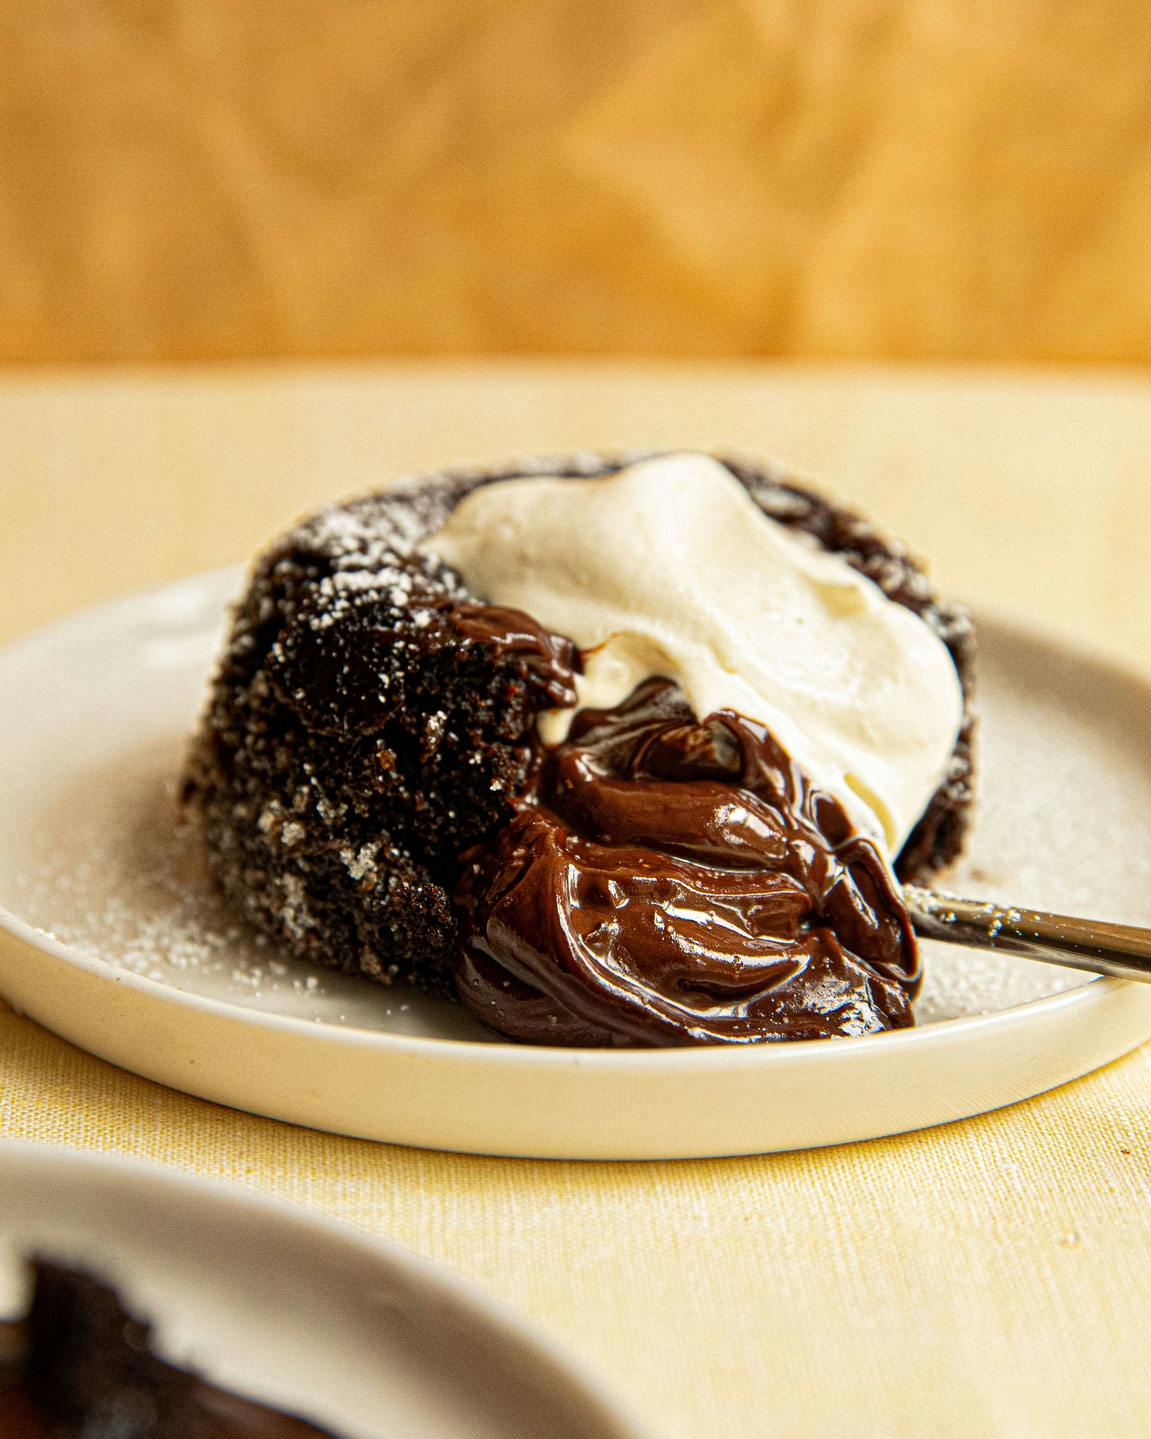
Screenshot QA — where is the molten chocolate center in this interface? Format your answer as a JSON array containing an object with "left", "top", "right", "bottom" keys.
[{"left": 450, "top": 612, "right": 920, "bottom": 1046}]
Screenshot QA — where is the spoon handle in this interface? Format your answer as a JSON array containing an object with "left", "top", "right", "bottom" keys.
[{"left": 902, "top": 884, "right": 1151, "bottom": 985}]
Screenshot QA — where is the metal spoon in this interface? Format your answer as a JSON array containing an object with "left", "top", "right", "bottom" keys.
[{"left": 903, "top": 885, "right": 1151, "bottom": 984}]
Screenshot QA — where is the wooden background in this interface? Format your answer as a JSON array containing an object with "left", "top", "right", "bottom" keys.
[{"left": 3, "top": 0, "right": 1150, "bottom": 365}]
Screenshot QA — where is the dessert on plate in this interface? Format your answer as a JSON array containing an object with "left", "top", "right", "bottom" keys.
[
  {"left": 0, "top": 1258, "right": 339, "bottom": 1437},
  {"left": 184, "top": 451, "right": 975, "bottom": 1046}
]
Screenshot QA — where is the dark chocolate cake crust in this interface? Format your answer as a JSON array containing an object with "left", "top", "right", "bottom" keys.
[{"left": 183, "top": 451, "right": 976, "bottom": 1000}]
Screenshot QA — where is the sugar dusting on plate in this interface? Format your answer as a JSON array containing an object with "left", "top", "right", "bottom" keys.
[
  {"left": 1, "top": 738, "right": 486, "bottom": 1040},
  {"left": 2, "top": 602, "right": 1150, "bottom": 1040}
]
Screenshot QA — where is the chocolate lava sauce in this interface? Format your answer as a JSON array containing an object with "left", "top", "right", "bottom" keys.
[{"left": 449, "top": 608, "right": 920, "bottom": 1046}]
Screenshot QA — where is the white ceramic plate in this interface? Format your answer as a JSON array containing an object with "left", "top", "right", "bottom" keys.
[
  {"left": 0, "top": 1142, "right": 644, "bottom": 1438},
  {"left": 1, "top": 571, "right": 1150, "bottom": 1160}
]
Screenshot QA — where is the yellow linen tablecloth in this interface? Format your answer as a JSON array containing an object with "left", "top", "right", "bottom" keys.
[{"left": 1, "top": 364, "right": 1150, "bottom": 1437}]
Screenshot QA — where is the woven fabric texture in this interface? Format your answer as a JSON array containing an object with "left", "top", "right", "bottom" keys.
[{"left": 2, "top": 367, "right": 1149, "bottom": 1437}]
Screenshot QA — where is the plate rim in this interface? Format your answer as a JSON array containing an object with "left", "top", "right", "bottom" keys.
[
  {"left": 0, "top": 566, "right": 1145, "bottom": 1076},
  {"left": 0, "top": 1138, "right": 649, "bottom": 1439}
]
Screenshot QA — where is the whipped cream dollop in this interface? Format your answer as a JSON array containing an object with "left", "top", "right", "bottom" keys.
[{"left": 423, "top": 453, "right": 963, "bottom": 856}]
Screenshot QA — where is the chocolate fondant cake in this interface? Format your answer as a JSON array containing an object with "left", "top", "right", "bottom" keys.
[
  {"left": 0, "top": 1260, "right": 339, "bottom": 1437},
  {"left": 184, "top": 450, "right": 975, "bottom": 1044}
]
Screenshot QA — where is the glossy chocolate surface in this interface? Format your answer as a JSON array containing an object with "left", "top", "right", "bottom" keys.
[{"left": 454, "top": 666, "right": 920, "bottom": 1047}]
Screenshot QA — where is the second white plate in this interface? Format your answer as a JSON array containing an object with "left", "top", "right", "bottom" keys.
[
  {"left": 0, "top": 570, "right": 1150, "bottom": 1159},
  {"left": 0, "top": 1142, "right": 643, "bottom": 1438}
]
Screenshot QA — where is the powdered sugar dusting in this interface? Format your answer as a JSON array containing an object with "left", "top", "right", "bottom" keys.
[
  {"left": 0, "top": 738, "right": 485, "bottom": 1040},
  {"left": 282, "top": 490, "right": 467, "bottom": 637},
  {"left": 914, "top": 625, "right": 1151, "bottom": 1021},
  {"left": 1, "top": 584, "right": 1149, "bottom": 1039}
]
